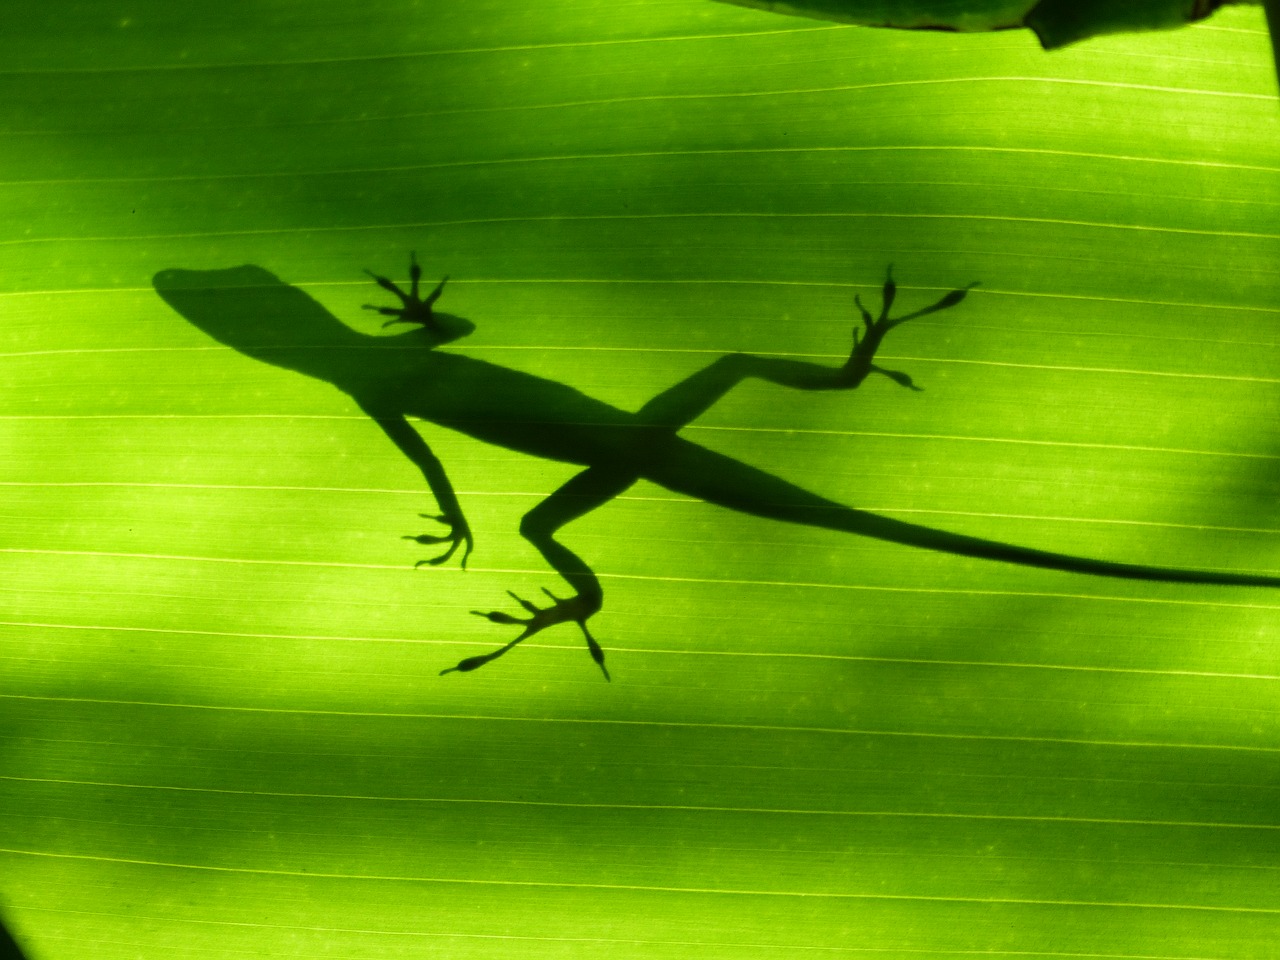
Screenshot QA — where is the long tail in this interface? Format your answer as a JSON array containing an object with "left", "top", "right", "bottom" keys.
[
  {"left": 839, "top": 508, "right": 1280, "bottom": 587},
  {"left": 656, "top": 436, "right": 1280, "bottom": 589}
]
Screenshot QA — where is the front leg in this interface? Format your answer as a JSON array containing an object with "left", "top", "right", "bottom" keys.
[
  {"left": 358, "top": 403, "right": 473, "bottom": 568},
  {"left": 442, "top": 466, "right": 636, "bottom": 680}
]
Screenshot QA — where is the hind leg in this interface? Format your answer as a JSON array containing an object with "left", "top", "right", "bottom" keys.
[
  {"left": 635, "top": 268, "right": 976, "bottom": 430},
  {"left": 442, "top": 465, "right": 636, "bottom": 679}
]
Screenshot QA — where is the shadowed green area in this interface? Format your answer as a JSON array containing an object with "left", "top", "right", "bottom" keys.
[
  {"left": 2, "top": 1, "right": 1280, "bottom": 958},
  {"left": 0, "top": 917, "right": 29, "bottom": 960}
]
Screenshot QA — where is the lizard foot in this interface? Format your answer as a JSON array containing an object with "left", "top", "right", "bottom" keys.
[
  {"left": 405, "top": 512, "right": 473, "bottom": 569},
  {"left": 362, "top": 250, "right": 449, "bottom": 329},
  {"left": 441, "top": 589, "right": 609, "bottom": 680},
  {"left": 843, "top": 265, "right": 979, "bottom": 389}
]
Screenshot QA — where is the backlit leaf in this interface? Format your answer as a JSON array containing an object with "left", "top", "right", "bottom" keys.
[{"left": 2, "top": 2, "right": 1279, "bottom": 958}]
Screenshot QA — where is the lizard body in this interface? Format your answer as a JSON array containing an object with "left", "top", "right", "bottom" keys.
[{"left": 155, "top": 257, "right": 1280, "bottom": 678}]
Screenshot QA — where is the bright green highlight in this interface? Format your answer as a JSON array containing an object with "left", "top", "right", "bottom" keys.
[{"left": 2, "top": 1, "right": 1279, "bottom": 957}]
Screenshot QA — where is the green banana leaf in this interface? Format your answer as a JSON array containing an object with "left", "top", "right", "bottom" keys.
[{"left": 3, "top": 1, "right": 1280, "bottom": 957}]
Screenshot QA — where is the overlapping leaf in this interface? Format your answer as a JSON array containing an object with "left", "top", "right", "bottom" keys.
[{"left": 715, "top": 0, "right": 1260, "bottom": 48}]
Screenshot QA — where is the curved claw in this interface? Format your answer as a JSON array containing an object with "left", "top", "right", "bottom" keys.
[
  {"left": 884, "top": 280, "right": 980, "bottom": 330},
  {"left": 364, "top": 255, "right": 447, "bottom": 331},
  {"left": 412, "top": 538, "right": 461, "bottom": 568},
  {"left": 471, "top": 609, "right": 526, "bottom": 627},
  {"left": 408, "top": 250, "right": 421, "bottom": 298},
  {"left": 364, "top": 269, "right": 409, "bottom": 302},
  {"left": 870, "top": 364, "right": 923, "bottom": 391},
  {"left": 854, "top": 293, "right": 873, "bottom": 329},
  {"left": 844, "top": 270, "right": 979, "bottom": 386},
  {"left": 440, "top": 650, "right": 505, "bottom": 676},
  {"left": 406, "top": 513, "right": 473, "bottom": 569},
  {"left": 879, "top": 263, "right": 896, "bottom": 320},
  {"left": 425, "top": 275, "right": 449, "bottom": 307},
  {"left": 507, "top": 590, "right": 542, "bottom": 615},
  {"left": 446, "top": 589, "right": 608, "bottom": 679},
  {"left": 580, "top": 621, "right": 610, "bottom": 681},
  {"left": 364, "top": 302, "right": 416, "bottom": 328}
]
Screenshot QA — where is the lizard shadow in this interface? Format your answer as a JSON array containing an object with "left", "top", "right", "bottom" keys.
[{"left": 153, "top": 258, "right": 1280, "bottom": 678}]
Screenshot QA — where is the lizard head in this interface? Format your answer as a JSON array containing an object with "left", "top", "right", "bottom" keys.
[
  {"left": 414, "top": 309, "right": 476, "bottom": 347},
  {"left": 154, "top": 264, "right": 376, "bottom": 377}
]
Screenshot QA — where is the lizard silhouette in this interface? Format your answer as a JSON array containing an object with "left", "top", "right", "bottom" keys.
[{"left": 154, "top": 255, "right": 1280, "bottom": 679}]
